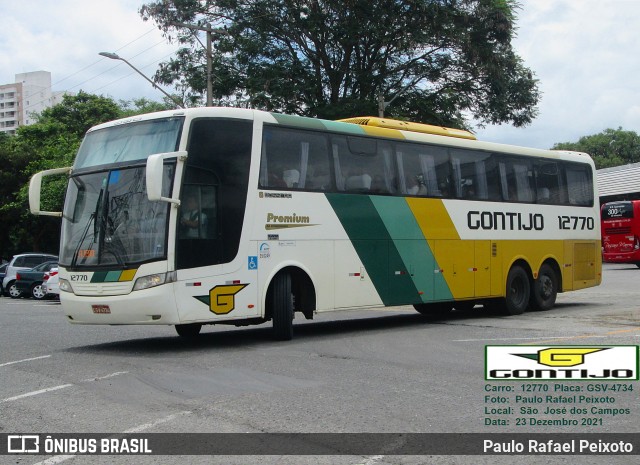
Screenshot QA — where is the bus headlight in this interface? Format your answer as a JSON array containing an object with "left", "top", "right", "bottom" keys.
[
  {"left": 59, "top": 278, "right": 74, "bottom": 293},
  {"left": 133, "top": 272, "right": 176, "bottom": 291}
]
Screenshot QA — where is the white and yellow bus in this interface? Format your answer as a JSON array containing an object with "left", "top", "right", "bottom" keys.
[{"left": 29, "top": 108, "right": 601, "bottom": 339}]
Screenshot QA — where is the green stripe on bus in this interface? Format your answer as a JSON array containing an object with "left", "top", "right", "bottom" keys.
[
  {"left": 270, "top": 113, "right": 327, "bottom": 130},
  {"left": 326, "top": 193, "right": 422, "bottom": 306},
  {"left": 369, "top": 196, "right": 453, "bottom": 303},
  {"left": 91, "top": 271, "right": 108, "bottom": 283},
  {"left": 321, "top": 120, "right": 367, "bottom": 135}
]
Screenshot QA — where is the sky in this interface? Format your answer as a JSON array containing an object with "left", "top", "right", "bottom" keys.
[{"left": 1, "top": 0, "right": 640, "bottom": 150}]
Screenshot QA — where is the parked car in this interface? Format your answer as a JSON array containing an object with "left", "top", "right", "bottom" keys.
[
  {"left": 0, "top": 263, "right": 7, "bottom": 296},
  {"left": 42, "top": 268, "right": 60, "bottom": 299},
  {"left": 3, "top": 253, "right": 58, "bottom": 298},
  {"left": 14, "top": 261, "right": 58, "bottom": 299}
]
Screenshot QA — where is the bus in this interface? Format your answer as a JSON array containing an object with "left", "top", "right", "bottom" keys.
[
  {"left": 29, "top": 108, "right": 601, "bottom": 339},
  {"left": 601, "top": 200, "right": 640, "bottom": 266}
]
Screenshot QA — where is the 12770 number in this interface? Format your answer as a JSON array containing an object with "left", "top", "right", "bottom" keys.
[{"left": 558, "top": 215, "right": 594, "bottom": 230}]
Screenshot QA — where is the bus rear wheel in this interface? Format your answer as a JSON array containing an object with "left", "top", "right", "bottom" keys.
[
  {"left": 530, "top": 264, "right": 558, "bottom": 311},
  {"left": 272, "top": 272, "right": 294, "bottom": 340},
  {"left": 175, "top": 323, "right": 202, "bottom": 338},
  {"left": 500, "top": 265, "right": 530, "bottom": 315}
]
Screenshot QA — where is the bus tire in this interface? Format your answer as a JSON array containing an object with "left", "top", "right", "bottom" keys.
[
  {"left": 501, "top": 265, "right": 530, "bottom": 315},
  {"left": 414, "top": 303, "right": 452, "bottom": 316},
  {"left": 530, "top": 263, "right": 558, "bottom": 311},
  {"left": 272, "top": 272, "right": 294, "bottom": 340},
  {"left": 175, "top": 323, "right": 202, "bottom": 338}
]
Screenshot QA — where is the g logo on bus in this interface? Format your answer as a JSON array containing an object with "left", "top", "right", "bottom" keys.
[{"left": 194, "top": 284, "right": 248, "bottom": 314}]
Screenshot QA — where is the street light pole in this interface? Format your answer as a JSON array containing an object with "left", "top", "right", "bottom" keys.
[
  {"left": 98, "top": 52, "right": 184, "bottom": 109},
  {"left": 168, "top": 22, "right": 230, "bottom": 107},
  {"left": 377, "top": 77, "right": 424, "bottom": 118}
]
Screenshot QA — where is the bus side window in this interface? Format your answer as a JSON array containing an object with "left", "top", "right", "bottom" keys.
[
  {"left": 498, "top": 159, "right": 534, "bottom": 202},
  {"left": 451, "top": 149, "right": 497, "bottom": 201},
  {"left": 535, "top": 161, "right": 563, "bottom": 204},
  {"left": 397, "top": 142, "right": 449, "bottom": 197},
  {"left": 331, "top": 135, "right": 396, "bottom": 194},
  {"left": 260, "top": 126, "right": 331, "bottom": 191},
  {"left": 564, "top": 163, "right": 593, "bottom": 206}
]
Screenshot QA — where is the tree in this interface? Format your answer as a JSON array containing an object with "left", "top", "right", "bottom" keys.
[
  {"left": 140, "top": 0, "right": 540, "bottom": 128},
  {"left": 0, "top": 93, "right": 169, "bottom": 259},
  {"left": 119, "top": 97, "right": 175, "bottom": 117},
  {"left": 552, "top": 128, "right": 640, "bottom": 170}
]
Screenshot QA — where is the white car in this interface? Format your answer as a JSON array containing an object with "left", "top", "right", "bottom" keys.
[{"left": 42, "top": 268, "right": 60, "bottom": 298}]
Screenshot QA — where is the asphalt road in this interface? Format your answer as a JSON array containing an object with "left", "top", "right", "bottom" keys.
[{"left": 1, "top": 263, "right": 639, "bottom": 465}]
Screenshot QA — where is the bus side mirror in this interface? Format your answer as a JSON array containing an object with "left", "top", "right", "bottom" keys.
[
  {"left": 146, "top": 151, "right": 186, "bottom": 205},
  {"left": 29, "top": 166, "right": 72, "bottom": 216}
]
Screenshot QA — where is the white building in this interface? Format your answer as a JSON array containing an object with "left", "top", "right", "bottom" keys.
[
  {"left": 0, "top": 71, "right": 68, "bottom": 135},
  {"left": 597, "top": 162, "right": 640, "bottom": 204}
]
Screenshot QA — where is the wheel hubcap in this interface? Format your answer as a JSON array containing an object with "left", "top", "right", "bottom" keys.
[
  {"left": 33, "top": 286, "right": 45, "bottom": 299},
  {"left": 539, "top": 276, "right": 553, "bottom": 299}
]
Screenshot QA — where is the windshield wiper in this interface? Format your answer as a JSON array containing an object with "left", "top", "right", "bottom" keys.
[
  {"left": 71, "top": 187, "right": 103, "bottom": 269},
  {"left": 70, "top": 212, "right": 95, "bottom": 269}
]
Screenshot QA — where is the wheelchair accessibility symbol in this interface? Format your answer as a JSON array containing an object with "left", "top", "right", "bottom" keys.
[{"left": 248, "top": 256, "right": 258, "bottom": 270}]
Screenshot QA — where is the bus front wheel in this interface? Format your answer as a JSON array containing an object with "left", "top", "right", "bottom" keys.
[
  {"left": 501, "top": 265, "right": 530, "bottom": 315},
  {"left": 530, "top": 264, "right": 558, "bottom": 311},
  {"left": 175, "top": 323, "right": 202, "bottom": 338},
  {"left": 272, "top": 272, "right": 294, "bottom": 340}
]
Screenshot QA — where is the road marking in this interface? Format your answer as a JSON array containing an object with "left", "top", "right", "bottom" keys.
[
  {"left": 3, "top": 371, "right": 128, "bottom": 403},
  {"left": 455, "top": 327, "right": 640, "bottom": 344},
  {"left": 353, "top": 455, "right": 385, "bottom": 465},
  {"left": 2, "top": 384, "right": 73, "bottom": 402},
  {"left": 123, "top": 410, "right": 193, "bottom": 433},
  {"left": 0, "top": 355, "right": 51, "bottom": 367},
  {"left": 81, "top": 371, "right": 129, "bottom": 382},
  {"left": 454, "top": 336, "right": 579, "bottom": 342},
  {"left": 524, "top": 327, "right": 640, "bottom": 345},
  {"left": 33, "top": 455, "right": 75, "bottom": 465},
  {"left": 30, "top": 411, "right": 193, "bottom": 465}
]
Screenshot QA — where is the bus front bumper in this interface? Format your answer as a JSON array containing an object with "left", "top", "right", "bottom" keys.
[{"left": 60, "top": 284, "right": 180, "bottom": 325}]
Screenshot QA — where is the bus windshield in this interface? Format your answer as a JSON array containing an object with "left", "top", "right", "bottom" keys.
[
  {"left": 74, "top": 117, "right": 183, "bottom": 169},
  {"left": 60, "top": 163, "right": 175, "bottom": 268}
]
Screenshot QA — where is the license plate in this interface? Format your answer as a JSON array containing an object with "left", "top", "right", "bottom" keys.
[{"left": 92, "top": 305, "right": 111, "bottom": 314}]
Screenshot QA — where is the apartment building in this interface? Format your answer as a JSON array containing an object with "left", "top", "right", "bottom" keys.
[{"left": 0, "top": 71, "right": 67, "bottom": 135}]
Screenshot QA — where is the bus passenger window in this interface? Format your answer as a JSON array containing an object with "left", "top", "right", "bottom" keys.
[
  {"left": 565, "top": 164, "right": 593, "bottom": 206},
  {"left": 332, "top": 136, "right": 395, "bottom": 194},
  {"left": 397, "top": 142, "right": 449, "bottom": 197},
  {"left": 498, "top": 159, "right": 534, "bottom": 202},
  {"left": 260, "top": 127, "right": 330, "bottom": 191}
]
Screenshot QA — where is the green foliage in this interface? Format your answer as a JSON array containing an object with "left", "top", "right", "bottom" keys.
[
  {"left": 140, "top": 0, "right": 539, "bottom": 128},
  {"left": 552, "top": 128, "right": 640, "bottom": 170},
  {"left": 119, "top": 97, "right": 175, "bottom": 117},
  {"left": 0, "top": 92, "right": 167, "bottom": 259}
]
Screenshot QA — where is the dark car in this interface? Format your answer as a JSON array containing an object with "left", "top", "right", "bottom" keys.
[
  {"left": 13, "top": 261, "right": 58, "bottom": 299},
  {"left": 0, "top": 263, "right": 7, "bottom": 295}
]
